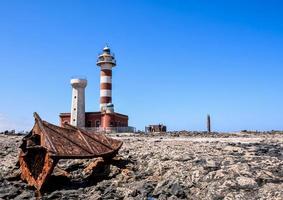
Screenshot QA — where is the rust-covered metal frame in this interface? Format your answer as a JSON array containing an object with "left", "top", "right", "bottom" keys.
[{"left": 19, "top": 112, "right": 123, "bottom": 191}]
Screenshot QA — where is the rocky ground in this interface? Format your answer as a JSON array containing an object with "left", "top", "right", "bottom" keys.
[{"left": 0, "top": 132, "right": 283, "bottom": 200}]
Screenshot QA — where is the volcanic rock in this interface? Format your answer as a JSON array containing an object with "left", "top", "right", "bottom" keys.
[{"left": 0, "top": 132, "right": 282, "bottom": 199}]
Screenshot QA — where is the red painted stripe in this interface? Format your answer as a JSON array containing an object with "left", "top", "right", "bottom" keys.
[
  {"left": 100, "top": 69, "right": 112, "bottom": 76},
  {"left": 100, "top": 97, "right": 112, "bottom": 103},
  {"left": 100, "top": 83, "right": 112, "bottom": 90}
]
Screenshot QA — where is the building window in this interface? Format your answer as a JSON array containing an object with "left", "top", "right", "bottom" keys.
[
  {"left": 87, "top": 121, "right": 92, "bottom": 127},
  {"left": 95, "top": 120, "right": 100, "bottom": 127}
]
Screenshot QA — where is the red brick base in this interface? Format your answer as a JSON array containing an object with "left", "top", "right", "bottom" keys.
[{"left": 59, "top": 112, "right": 128, "bottom": 128}]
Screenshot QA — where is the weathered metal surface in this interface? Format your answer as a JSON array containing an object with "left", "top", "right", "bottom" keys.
[
  {"left": 19, "top": 112, "right": 123, "bottom": 190},
  {"left": 19, "top": 148, "right": 57, "bottom": 190}
]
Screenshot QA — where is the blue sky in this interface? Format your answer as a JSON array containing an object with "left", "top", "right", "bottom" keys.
[{"left": 0, "top": 0, "right": 282, "bottom": 132}]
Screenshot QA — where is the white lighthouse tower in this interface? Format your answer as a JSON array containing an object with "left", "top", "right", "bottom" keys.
[
  {"left": 96, "top": 45, "right": 116, "bottom": 112},
  {"left": 70, "top": 78, "right": 87, "bottom": 127}
]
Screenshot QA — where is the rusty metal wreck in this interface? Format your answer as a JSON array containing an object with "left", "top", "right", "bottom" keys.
[{"left": 19, "top": 112, "right": 123, "bottom": 191}]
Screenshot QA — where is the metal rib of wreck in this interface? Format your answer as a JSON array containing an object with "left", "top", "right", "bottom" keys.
[{"left": 19, "top": 112, "right": 123, "bottom": 191}]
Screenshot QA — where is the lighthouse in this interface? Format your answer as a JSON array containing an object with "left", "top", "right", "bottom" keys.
[
  {"left": 96, "top": 45, "right": 116, "bottom": 112},
  {"left": 59, "top": 45, "right": 132, "bottom": 132}
]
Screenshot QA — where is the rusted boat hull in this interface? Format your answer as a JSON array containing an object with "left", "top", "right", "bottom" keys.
[
  {"left": 19, "top": 148, "right": 57, "bottom": 190},
  {"left": 19, "top": 112, "right": 123, "bottom": 190}
]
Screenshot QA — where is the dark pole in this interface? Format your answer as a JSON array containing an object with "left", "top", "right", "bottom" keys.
[{"left": 207, "top": 114, "right": 211, "bottom": 133}]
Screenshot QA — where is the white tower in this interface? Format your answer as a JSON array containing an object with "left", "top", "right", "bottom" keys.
[
  {"left": 70, "top": 78, "right": 87, "bottom": 127},
  {"left": 96, "top": 45, "right": 116, "bottom": 111}
]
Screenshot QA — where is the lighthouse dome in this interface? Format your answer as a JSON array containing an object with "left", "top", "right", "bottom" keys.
[{"left": 103, "top": 46, "right": 110, "bottom": 53}]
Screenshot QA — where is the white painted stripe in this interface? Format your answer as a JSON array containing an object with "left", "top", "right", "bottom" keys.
[
  {"left": 100, "top": 89, "right": 112, "bottom": 97},
  {"left": 100, "top": 76, "right": 112, "bottom": 83},
  {"left": 101, "top": 64, "right": 112, "bottom": 70}
]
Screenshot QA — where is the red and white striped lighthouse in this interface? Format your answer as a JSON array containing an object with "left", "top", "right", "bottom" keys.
[
  {"left": 96, "top": 46, "right": 116, "bottom": 112},
  {"left": 59, "top": 45, "right": 130, "bottom": 130}
]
